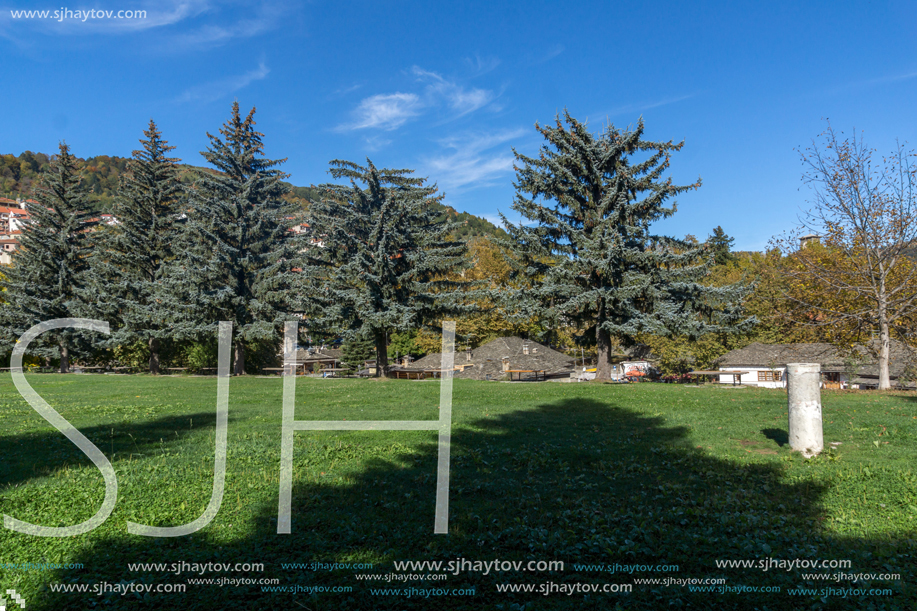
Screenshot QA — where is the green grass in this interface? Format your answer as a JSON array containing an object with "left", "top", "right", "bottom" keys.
[{"left": 1, "top": 374, "right": 915, "bottom": 610}]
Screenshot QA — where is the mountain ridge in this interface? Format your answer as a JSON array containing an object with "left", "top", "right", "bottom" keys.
[{"left": 0, "top": 151, "right": 505, "bottom": 241}]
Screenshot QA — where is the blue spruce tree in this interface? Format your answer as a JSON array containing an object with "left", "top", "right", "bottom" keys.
[
  {"left": 85, "top": 120, "right": 183, "bottom": 374},
  {"left": 503, "top": 112, "right": 751, "bottom": 379},
  {"left": 297, "top": 159, "right": 468, "bottom": 376},
  {"left": 160, "top": 103, "right": 304, "bottom": 375},
  {"left": 0, "top": 143, "right": 98, "bottom": 372}
]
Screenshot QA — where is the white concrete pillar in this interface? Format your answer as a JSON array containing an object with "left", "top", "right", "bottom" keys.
[{"left": 786, "top": 363, "right": 823, "bottom": 457}]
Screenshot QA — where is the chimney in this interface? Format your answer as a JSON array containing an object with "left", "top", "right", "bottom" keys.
[
  {"left": 501, "top": 357, "right": 510, "bottom": 372},
  {"left": 522, "top": 342, "right": 530, "bottom": 355},
  {"left": 466, "top": 348, "right": 472, "bottom": 362},
  {"left": 532, "top": 346, "right": 538, "bottom": 354}
]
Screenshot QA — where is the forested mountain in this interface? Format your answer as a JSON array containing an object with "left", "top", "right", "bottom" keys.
[{"left": 0, "top": 151, "right": 505, "bottom": 240}]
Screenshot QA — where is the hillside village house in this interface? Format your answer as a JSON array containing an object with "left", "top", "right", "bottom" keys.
[
  {"left": 0, "top": 201, "right": 30, "bottom": 266},
  {"left": 717, "top": 341, "right": 916, "bottom": 389}
]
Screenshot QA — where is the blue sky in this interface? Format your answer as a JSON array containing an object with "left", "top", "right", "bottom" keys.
[{"left": 2, "top": 0, "right": 915, "bottom": 250}]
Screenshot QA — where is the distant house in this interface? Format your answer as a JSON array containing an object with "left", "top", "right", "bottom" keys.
[
  {"left": 295, "top": 346, "right": 342, "bottom": 373},
  {"left": 0, "top": 237, "right": 15, "bottom": 265},
  {"left": 410, "top": 336, "right": 575, "bottom": 381},
  {"left": 0, "top": 206, "right": 29, "bottom": 234},
  {"left": 717, "top": 341, "right": 916, "bottom": 389},
  {"left": 0, "top": 204, "right": 27, "bottom": 266}
]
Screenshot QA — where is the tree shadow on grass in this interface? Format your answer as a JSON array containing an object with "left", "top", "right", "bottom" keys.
[
  {"left": 0, "top": 413, "right": 217, "bottom": 489},
  {"left": 8, "top": 398, "right": 915, "bottom": 610},
  {"left": 761, "top": 428, "right": 789, "bottom": 447}
]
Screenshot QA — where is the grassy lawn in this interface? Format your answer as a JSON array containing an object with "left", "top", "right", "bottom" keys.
[{"left": 1, "top": 373, "right": 915, "bottom": 609}]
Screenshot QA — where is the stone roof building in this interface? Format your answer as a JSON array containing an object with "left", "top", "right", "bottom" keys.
[
  {"left": 411, "top": 336, "right": 575, "bottom": 381},
  {"left": 717, "top": 341, "right": 916, "bottom": 389}
]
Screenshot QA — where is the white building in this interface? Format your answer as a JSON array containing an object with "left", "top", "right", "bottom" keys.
[{"left": 717, "top": 341, "right": 916, "bottom": 389}]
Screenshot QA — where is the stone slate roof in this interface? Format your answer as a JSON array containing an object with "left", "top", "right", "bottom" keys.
[
  {"left": 295, "top": 347, "right": 342, "bottom": 363},
  {"left": 718, "top": 341, "right": 916, "bottom": 379},
  {"left": 412, "top": 336, "right": 575, "bottom": 381},
  {"left": 718, "top": 343, "right": 847, "bottom": 371}
]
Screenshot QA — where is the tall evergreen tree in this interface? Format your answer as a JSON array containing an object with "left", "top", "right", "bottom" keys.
[
  {"left": 0, "top": 142, "right": 97, "bottom": 372},
  {"left": 160, "top": 103, "right": 302, "bottom": 375},
  {"left": 86, "top": 120, "right": 183, "bottom": 374},
  {"left": 298, "top": 159, "right": 468, "bottom": 376},
  {"left": 707, "top": 225, "right": 737, "bottom": 266},
  {"left": 503, "top": 112, "right": 751, "bottom": 379}
]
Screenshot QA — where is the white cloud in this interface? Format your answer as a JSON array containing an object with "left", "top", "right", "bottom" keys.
[
  {"left": 175, "top": 61, "right": 270, "bottom": 104},
  {"left": 413, "top": 66, "right": 494, "bottom": 116},
  {"left": 423, "top": 128, "right": 526, "bottom": 194},
  {"left": 338, "top": 66, "right": 497, "bottom": 132},
  {"left": 344, "top": 93, "right": 424, "bottom": 131}
]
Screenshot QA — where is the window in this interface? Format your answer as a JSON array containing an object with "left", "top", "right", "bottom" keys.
[{"left": 757, "top": 370, "right": 782, "bottom": 382}]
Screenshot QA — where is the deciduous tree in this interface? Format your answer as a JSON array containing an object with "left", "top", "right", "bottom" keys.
[{"left": 776, "top": 124, "right": 917, "bottom": 389}]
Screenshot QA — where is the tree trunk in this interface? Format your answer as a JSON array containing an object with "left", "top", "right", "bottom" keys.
[
  {"left": 233, "top": 340, "right": 246, "bottom": 376},
  {"left": 149, "top": 336, "right": 161, "bottom": 375},
  {"left": 59, "top": 337, "right": 70, "bottom": 374},
  {"left": 595, "top": 325, "right": 614, "bottom": 380},
  {"left": 878, "top": 316, "right": 891, "bottom": 390},
  {"left": 374, "top": 331, "right": 388, "bottom": 378}
]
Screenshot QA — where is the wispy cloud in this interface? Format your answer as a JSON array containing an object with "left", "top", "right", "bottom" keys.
[
  {"left": 172, "top": 1, "right": 281, "bottom": 47},
  {"left": 463, "top": 54, "right": 501, "bottom": 75},
  {"left": 413, "top": 67, "right": 494, "bottom": 116},
  {"left": 1, "top": 1, "right": 283, "bottom": 49},
  {"left": 538, "top": 43, "right": 565, "bottom": 63},
  {"left": 1, "top": 0, "right": 209, "bottom": 34},
  {"left": 817, "top": 68, "right": 917, "bottom": 97},
  {"left": 0, "top": 0, "right": 210, "bottom": 38},
  {"left": 105, "top": 1, "right": 209, "bottom": 32},
  {"left": 599, "top": 92, "right": 699, "bottom": 119},
  {"left": 422, "top": 128, "right": 526, "bottom": 194},
  {"left": 338, "top": 66, "right": 497, "bottom": 132},
  {"left": 175, "top": 61, "right": 269, "bottom": 104},
  {"left": 344, "top": 93, "right": 424, "bottom": 130},
  {"left": 362, "top": 135, "right": 393, "bottom": 151},
  {"left": 330, "top": 83, "right": 363, "bottom": 97}
]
